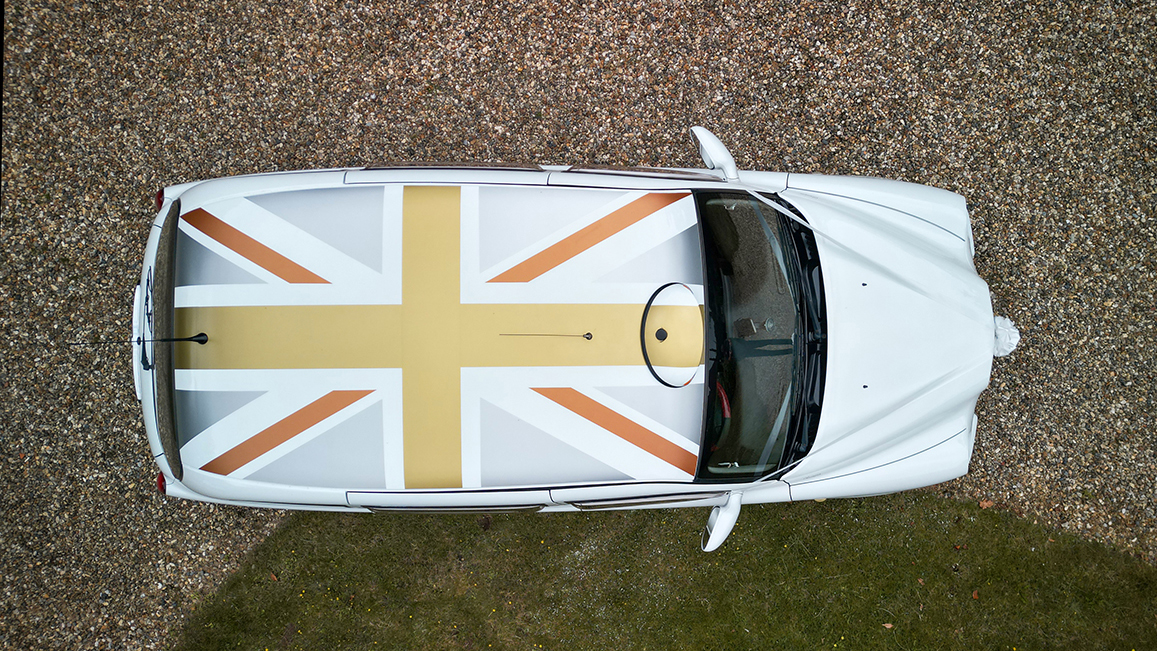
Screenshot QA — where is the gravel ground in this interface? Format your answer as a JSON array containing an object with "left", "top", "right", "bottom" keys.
[{"left": 2, "top": 0, "right": 1153, "bottom": 648}]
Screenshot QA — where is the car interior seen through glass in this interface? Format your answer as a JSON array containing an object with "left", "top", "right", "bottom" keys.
[
  {"left": 697, "top": 191, "right": 819, "bottom": 481},
  {"left": 151, "top": 200, "right": 182, "bottom": 479}
]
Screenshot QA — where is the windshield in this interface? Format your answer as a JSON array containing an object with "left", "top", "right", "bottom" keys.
[{"left": 696, "top": 191, "right": 812, "bottom": 481}]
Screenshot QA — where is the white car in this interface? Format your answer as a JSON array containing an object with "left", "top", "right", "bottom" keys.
[{"left": 133, "top": 128, "right": 1000, "bottom": 551}]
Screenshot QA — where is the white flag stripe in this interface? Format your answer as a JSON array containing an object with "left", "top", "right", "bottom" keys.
[
  {"left": 461, "top": 195, "right": 700, "bottom": 305},
  {"left": 179, "top": 384, "right": 331, "bottom": 468},
  {"left": 215, "top": 197, "right": 382, "bottom": 285},
  {"left": 583, "top": 386, "right": 700, "bottom": 456},
  {"left": 468, "top": 366, "right": 696, "bottom": 480},
  {"left": 530, "top": 198, "right": 698, "bottom": 285},
  {"left": 494, "top": 387, "right": 686, "bottom": 479},
  {"left": 175, "top": 368, "right": 403, "bottom": 391},
  {"left": 174, "top": 368, "right": 402, "bottom": 481},
  {"left": 175, "top": 282, "right": 402, "bottom": 308},
  {"left": 459, "top": 368, "right": 483, "bottom": 489},
  {"left": 177, "top": 219, "right": 285, "bottom": 285},
  {"left": 466, "top": 366, "right": 703, "bottom": 480},
  {"left": 474, "top": 190, "right": 644, "bottom": 282},
  {"left": 381, "top": 184, "right": 404, "bottom": 300},
  {"left": 232, "top": 390, "right": 381, "bottom": 479}
]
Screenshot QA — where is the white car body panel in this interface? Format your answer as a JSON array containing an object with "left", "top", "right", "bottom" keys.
[
  {"left": 776, "top": 183, "right": 992, "bottom": 492},
  {"left": 736, "top": 479, "right": 793, "bottom": 505},
  {"left": 546, "top": 169, "right": 726, "bottom": 190},
  {"left": 735, "top": 170, "right": 790, "bottom": 193},
  {"left": 344, "top": 167, "right": 551, "bottom": 186},
  {"left": 787, "top": 419, "right": 976, "bottom": 501},
  {"left": 786, "top": 173, "right": 972, "bottom": 244}
]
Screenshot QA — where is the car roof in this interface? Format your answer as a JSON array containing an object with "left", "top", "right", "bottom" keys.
[{"left": 169, "top": 172, "right": 709, "bottom": 491}]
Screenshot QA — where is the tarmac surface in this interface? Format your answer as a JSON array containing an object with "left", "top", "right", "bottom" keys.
[{"left": 3, "top": 1, "right": 1154, "bottom": 648}]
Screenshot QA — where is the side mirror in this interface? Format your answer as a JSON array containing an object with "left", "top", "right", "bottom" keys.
[
  {"left": 701, "top": 491, "right": 742, "bottom": 552},
  {"left": 690, "top": 126, "right": 739, "bottom": 181}
]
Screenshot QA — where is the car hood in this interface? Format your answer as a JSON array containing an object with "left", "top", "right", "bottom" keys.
[{"left": 778, "top": 187, "right": 994, "bottom": 488}]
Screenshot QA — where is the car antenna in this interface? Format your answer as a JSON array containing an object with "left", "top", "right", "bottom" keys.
[
  {"left": 69, "top": 333, "right": 209, "bottom": 346},
  {"left": 499, "top": 332, "right": 593, "bottom": 340}
]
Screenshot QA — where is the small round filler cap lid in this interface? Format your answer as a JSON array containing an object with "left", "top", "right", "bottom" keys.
[{"left": 641, "top": 283, "right": 704, "bottom": 387}]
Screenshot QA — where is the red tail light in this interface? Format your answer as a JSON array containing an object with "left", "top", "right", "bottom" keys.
[
  {"left": 154, "top": 189, "right": 165, "bottom": 212},
  {"left": 156, "top": 472, "right": 167, "bottom": 494}
]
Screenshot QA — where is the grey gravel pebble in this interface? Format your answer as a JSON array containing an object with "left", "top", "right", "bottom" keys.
[{"left": 3, "top": 1, "right": 1154, "bottom": 648}]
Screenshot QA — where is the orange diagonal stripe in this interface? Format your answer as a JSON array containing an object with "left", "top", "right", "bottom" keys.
[
  {"left": 532, "top": 387, "right": 698, "bottom": 475},
  {"left": 488, "top": 192, "right": 690, "bottom": 283},
  {"left": 182, "top": 208, "right": 328, "bottom": 284},
  {"left": 201, "top": 390, "right": 372, "bottom": 475}
]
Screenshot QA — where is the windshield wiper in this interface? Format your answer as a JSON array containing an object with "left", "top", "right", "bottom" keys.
[
  {"left": 796, "top": 229, "right": 826, "bottom": 344},
  {"left": 778, "top": 200, "right": 827, "bottom": 469}
]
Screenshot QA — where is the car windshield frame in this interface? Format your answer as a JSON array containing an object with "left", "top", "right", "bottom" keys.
[{"left": 694, "top": 190, "right": 826, "bottom": 483}]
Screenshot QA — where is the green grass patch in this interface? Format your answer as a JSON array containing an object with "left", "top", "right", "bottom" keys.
[{"left": 173, "top": 493, "right": 1156, "bottom": 650}]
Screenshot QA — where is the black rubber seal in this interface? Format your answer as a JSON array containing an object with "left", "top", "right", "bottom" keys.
[{"left": 640, "top": 282, "right": 684, "bottom": 388}]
